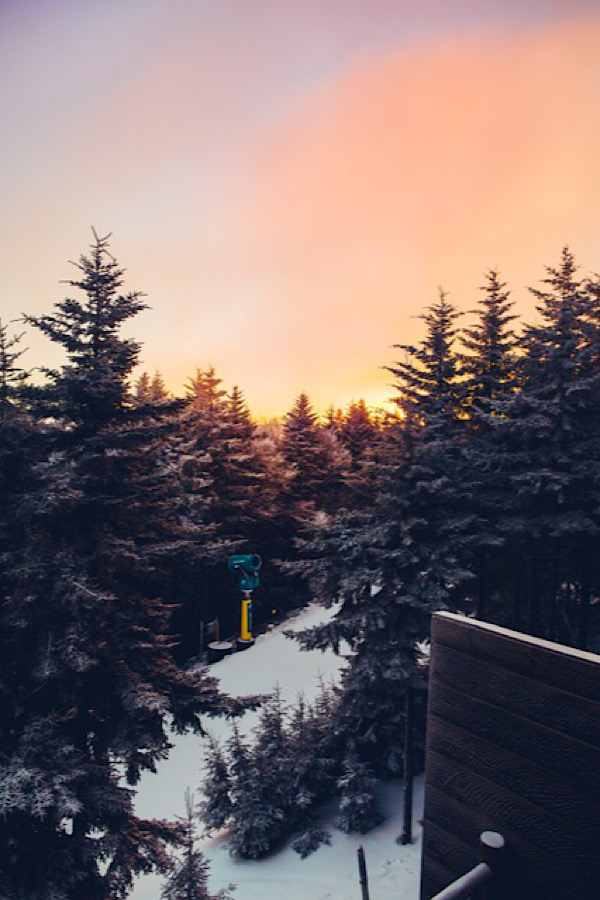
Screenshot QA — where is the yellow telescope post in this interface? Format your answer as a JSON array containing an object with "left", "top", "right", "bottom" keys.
[
  {"left": 240, "top": 590, "right": 253, "bottom": 643},
  {"left": 228, "top": 554, "right": 262, "bottom": 651}
]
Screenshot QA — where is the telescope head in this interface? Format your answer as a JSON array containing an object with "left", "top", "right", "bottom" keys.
[{"left": 228, "top": 553, "right": 262, "bottom": 591}]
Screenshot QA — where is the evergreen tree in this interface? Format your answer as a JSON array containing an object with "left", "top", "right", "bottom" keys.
[
  {"left": 281, "top": 392, "right": 348, "bottom": 515},
  {"left": 133, "top": 370, "right": 153, "bottom": 406},
  {"left": 286, "top": 683, "right": 338, "bottom": 856},
  {"left": 163, "top": 373, "right": 277, "bottom": 656},
  {"left": 150, "top": 370, "right": 170, "bottom": 404},
  {"left": 0, "top": 319, "right": 29, "bottom": 411},
  {"left": 179, "top": 371, "right": 263, "bottom": 544},
  {"left": 0, "top": 321, "right": 34, "bottom": 528},
  {"left": 223, "top": 722, "right": 288, "bottom": 860},
  {"left": 339, "top": 400, "right": 378, "bottom": 468},
  {"left": 218, "top": 386, "right": 265, "bottom": 541},
  {"left": 159, "top": 366, "right": 233, "bottom": 655},
  {"left": 290, "top": 289, "right": 470, "bottom": 776},
  {"left": 323, "top": 405, "right": 345, "bottom": 436},
  {"left": 456, "top": 271, "right": 519, "bottom": 620},
  {"left": 0, "top": 234, "right": 251, "bottom": 900},
  {"left": 226, "top": 692, "right": 289, "bottom": 858},
  {"left": 198, "top": 735, "right": 233, "bottom": 834},
  {"left": 487, "top": 248, "right": 600, "bottom": 642},
  {"left": 389, "top": 287, "right": 464, "bottom": 422},
  {"left": 24, "top": 231, "right": 146, "bottom": 430},
  {"left": 459, "top": 269, "right": 518, "bottom": 412},
  {"left": 162, "top": 789, "right": 235, "bottom": 900},
  {"left": 335, "top": 754, "right": 382, "bottom": 834},
  {"left": 197, "top": 683, "right": 340, "bottom": 859}
]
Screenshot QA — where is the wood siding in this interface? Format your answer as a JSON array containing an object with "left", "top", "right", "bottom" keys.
[{"left": 420, "top": 612, "right": 600, "bottom": 900}]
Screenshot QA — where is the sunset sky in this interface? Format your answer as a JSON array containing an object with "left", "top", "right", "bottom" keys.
[{"left": 1, "top": 0, "right": 599, "bottom": 418}]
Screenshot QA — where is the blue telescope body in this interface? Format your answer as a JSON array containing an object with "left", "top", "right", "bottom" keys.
[{"left": 228, "top": 553, "right": 262, "bottom": 591}]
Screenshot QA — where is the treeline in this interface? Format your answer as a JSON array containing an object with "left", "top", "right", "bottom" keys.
[
  {"left": 198, "top": 247, "right": 600, "bottom": 860},
  {"left": 0, "top": 234, "right": 270, "bottom": 899},
  {"left": 126, "top": 370, "right": 388, "bottom": 659},
  {"left": 0, "top": 231, "right": 388, "bottom": 898},
  {"left": 286, "top": 247, "right": 600, "bottom": 795},
  {"left": 2, "top": 233, "right": 600, "bottom": 889}
]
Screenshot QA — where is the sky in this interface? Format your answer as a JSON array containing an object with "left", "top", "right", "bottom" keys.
[{"left": 1, "top": 0, "right": 600, "bottom": 418}]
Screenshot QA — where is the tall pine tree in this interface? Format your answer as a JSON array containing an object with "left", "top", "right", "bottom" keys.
[
  {"left": 290, "top": 289, "right": 471, "bottom": 775},
  {"left": 486, "top": 248, "right": 599, "bottom": 643},
  {"left": 0, "top": 233, "right": 251, "bottom": 900}
]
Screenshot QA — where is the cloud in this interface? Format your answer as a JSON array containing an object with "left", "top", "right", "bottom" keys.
[
  {"left": 2, "top": 5, "right": 599, "bottom": 417},
  {"left": 206, "top": 11, "right": 600, "bottom": 411}
]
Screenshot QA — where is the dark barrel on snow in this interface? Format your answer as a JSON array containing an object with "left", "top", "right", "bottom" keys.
[{"left": 207, "top": 641, "right": 234, "bottom": 663}]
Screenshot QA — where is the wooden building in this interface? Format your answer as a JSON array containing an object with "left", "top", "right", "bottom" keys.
[{"left": 420, "top": 612, "right": 600, "bottom": 900}]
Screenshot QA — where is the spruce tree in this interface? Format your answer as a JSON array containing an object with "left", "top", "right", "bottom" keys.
[
  {"left": 164, "top": 373, "right": 274, "bottom": 656},
  {"left": 226, "top": 692, "right": 290, "bottom": 858},
  {"left": 133, "top": 370, "right": 153, "bottom": 406},
  {"left": 0, "top": 321, "right": 34, "bottom": 530},
  {"left": 339, "top": 400, "right": 378, "bottom": 468},
  {"left": 457, "top": 271, "right": 519, "bottom": 620},
  {"left": 281, "top": 392, "right": 348, "bottom": 515},
  {"left": 0, "top": 319, "right": 29, "bottom": 411},
  {"left": 224, "top": 722, "right": 289, "bottom": 859},
  {"left": 335, "top": 753, "right": 382, "bottom": 834},
  {"left": 0, "top": 233, "right": 249, "bottom": 900},
  {"left": 198, "top": 735, "right": 233, "bottom": 834},
  {"left": 287, "top": 683, "right": 338, "bottom": 856},
  {"left": 290, "top": 289, "right": 471, "bottom": 777},
  {"left": 459, "top": 269, "right": 518, "bottom": 412},
  {"left": 150, "top": 370, "right": 170, "bottom": 404},
  {"left": 487, "top": 248, "right": 599, "bottom": 642},
  {"left": 162, "top": 789, "right": 235, "bottom": 900},
  {"left": 197, "top": 684, "right": 340, "bottom": 859}
]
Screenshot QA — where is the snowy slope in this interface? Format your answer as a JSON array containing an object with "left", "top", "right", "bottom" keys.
[{"left": 132, "top": 604, "right": 423, "bottom": 900}]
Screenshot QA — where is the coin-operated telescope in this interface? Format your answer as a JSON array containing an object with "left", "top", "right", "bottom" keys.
[{"left": 227, "top": 554, "right": 262, "bottom": 648}]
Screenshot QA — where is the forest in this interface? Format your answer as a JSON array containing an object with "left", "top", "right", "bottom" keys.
[{"left": 1, "top": 234, "right": 599, "bottom": 898}]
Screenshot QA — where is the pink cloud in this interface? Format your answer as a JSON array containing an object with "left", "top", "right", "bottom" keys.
[
  {"left": 193, "top": 12, "right": 600, "bottom": 413},
  {"left": 3, "top": 5, "right": 600, "bottom": 418}
]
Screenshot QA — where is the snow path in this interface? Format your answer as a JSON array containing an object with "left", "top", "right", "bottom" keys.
[{"left": 131, "top": 603, "right": 423, "bottom": 900}]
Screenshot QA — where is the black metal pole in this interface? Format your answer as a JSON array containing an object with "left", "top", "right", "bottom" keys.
[
  {"left": 400, "top": 684, "right": 414, "bottom": 845},
  {"left": 357, "top": 845, "right": 370, "bottom": 900}
]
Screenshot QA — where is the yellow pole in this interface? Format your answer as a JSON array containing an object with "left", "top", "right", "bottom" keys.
[{"left": 240, "top": 591, "right": 253, "bottom": 642}]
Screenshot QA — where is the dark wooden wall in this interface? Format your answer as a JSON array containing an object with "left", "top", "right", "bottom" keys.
[{"left": 420, "top": 612, "right": 600, "bottom": 900}]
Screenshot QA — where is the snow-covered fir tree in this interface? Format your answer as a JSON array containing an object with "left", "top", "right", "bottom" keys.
[
  {"left": 335, "top": 753, "right": 382, "bottom": 834},
  {"left": 338, "top": 400, "right": 379, "bottom": 469},
  {"left": 133, "top": 370, "right": 153, "bottom": 405},
  {"left": 289, "top": 288, "right": 473, "bottom": 777},
  {"left": 286, "top": 683, "right": 338, "bottom": 856},
  {"left": 281, "top": 392, "right": 349, "bottom": 516},
  {"left": 456, "top": 270, "right": 520, "bottom": 620},
  {"left": 0, "top": 319, "right": 29, "bottom": 411},
  {"left": 0, "top": 233, "right": 253, "bottom": 900},
  {"left": 162, "top": 789, "right": 235, "bottom": 900},
  {"left": 221, "top": 720, "right": 289, "bottom": 860},
  {"left": 198, "top": 682, "right": 340, "bottom": 859},
  {"left": 484, "top": 248, "right": 600, "bottom": 644},
  {"left": 198, "top": 735, "right": 233, "bottom": 834},
  {"left": 226, "top": 691, "right": 290, "bottom": 858},
  {"left": 162, "top": 372, "right": 280, "bottom": 655},
  {"left": 150, "top": 370, "right": 171, "bottom": 404},
  {"left": 459, "top": 269, "right": 519, "bottom": 412}
]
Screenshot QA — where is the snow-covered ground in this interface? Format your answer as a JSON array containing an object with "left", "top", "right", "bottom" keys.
[{"left": 132, "top": 604, "right": 423, "bottom": 900}]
